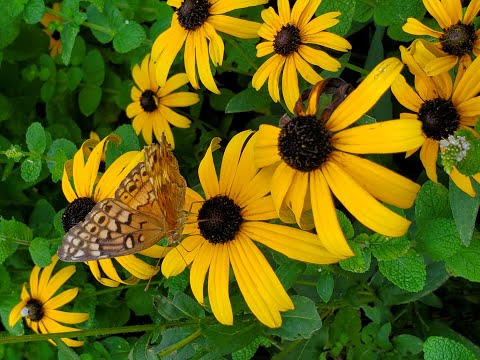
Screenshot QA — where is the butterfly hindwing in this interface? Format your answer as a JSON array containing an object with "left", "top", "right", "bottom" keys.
[{"left": 58, "top": 198, "right": 168, "bottom": 262}]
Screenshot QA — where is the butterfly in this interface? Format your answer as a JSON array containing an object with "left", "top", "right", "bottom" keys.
[{"left": 58, "top": 135, "right": 187, "bottom": 262}]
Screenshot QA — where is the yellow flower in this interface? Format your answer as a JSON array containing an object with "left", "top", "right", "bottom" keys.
[
  {"left": 126, "top": 54, "right": 199, "bottom": 148},
  {"left": 40, "top": 3, "right": 62, "bottom": 58},
  {"left": 61, "top": 135, "right": 167, "bottom": 287},
  {"left": 9, "top": 255, "right": 89, "bottom": 347},
  {"left": 392, "top": 41, "right": 480, "bottom": 196},
  {"left": 252, "top": 0, "right": 351, "bottom": 112},
  {"left": 161, "top": 131, "right": 343, "bottom": 328},
  {"left": 152, "top": 0, "right": 267, "bottom": 94},
  {"left": 402, "top": 0, "right": 480, "bottom": 75},
  {"left": 254, "top": 58, "right": 424, "bottom": 258}
]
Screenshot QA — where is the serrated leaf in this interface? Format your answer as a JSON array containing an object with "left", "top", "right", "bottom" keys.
[
  {"left": 316, "top": 0, "right": 355, "bottom": 36},
  {"left": 153, "top": 325, "right": 200, "bottom": 360},
  {"left": 21, "top": 156, "right": 42, "bottom": 182},
  {"left": 226, "top": 87, "right": 272, "bottom": 113},
  {"left": 79, "top": 85, "right": 102, "bottom": 116},
  {"left": 373, "top": 0, "right": 426, "bottom": 26},
  {"left": 353, "top": 1, "right": 373, "bottom": 22},
  {"left": 232, "top": 336, "right": 270, "bottom": 360},
  {"left": 423, "top": 336, "right": 476, "bottom": 360},
  {"left": 113, "top": 21, "right": 146, "bottom": 53},
  {"left": 455, "top": 129, "right": 480, "bottom": 176},
  {"left": 153, "top": 292, "right": 205, "bottom": 321},
  {"left": 29, "top": 237, "right": 51, "bottom": 267},
  {"left": 316, "top": 271, "right": 334, "bottom": 302},
  {"left": 268, "top": 296, "right": 321, "bottom": 341},
  {"left": 415, "top": 180, "right": 451, "bottom": 221},
  {"left": 339, "top": 237, "right": 371, "bottom": 273},
  {"left": 86, "top": 3, "right": 121, "bottom": 43},
  {"left": 370, "top": 236, "right": 411, "bottom": 261},
  {"left": 26, "top": 122, "right": 46, "bottom": 154},
  {"left": 0, "top": 218, "right": 32, "bottom": 263},
  {"left": 415, "top": 219, "right": 462, "bottom": 261},
  {"left": 46, "top": 138, "right": 76, "bottom": 182},
  {"left": 445, "top": 239, "right": 480, "bottom": 282},
  {"left": 449, "top": 178, "right": 480, "bottom": 246},
  {"left": 23, "top": 0, "right": 44, "bottom": 24},
  {"left": 61, "top": 22, "right": 83, "bottom": 65},
  {"left": 378, "top": 249, "right": 426, "bottom": 292},
  {"left": 129, "top": 333, "right": 156, "bottom": 360}
]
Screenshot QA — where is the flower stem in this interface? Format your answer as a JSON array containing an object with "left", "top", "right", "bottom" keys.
[
  {"left": 338, "top": 60, "right": 370, "bottom": 76},
  {"left": 45, "top": 8, "right": 114, "bottom": 36},
  {"left": 157, "top": 329, "right": 202, "bottom": 357}
]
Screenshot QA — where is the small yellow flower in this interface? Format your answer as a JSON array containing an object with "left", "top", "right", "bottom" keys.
[
  {"left": 254, "top": 58, "right": 424, "bottom": 258},
  {"left": 392, "top": 40, "right": 480, "bottom": 196},
  {"left": 403, "top": 0, "right": 480, "bottom": 75},
  {"left": 61, "top": 135, "right": 167, "bottom": 287},
  {"left": 252, "top": 0, "right": 351, "bottom": 112},
  {"left": 40, "top": 3, "right": 62, "bottom": 58},
  {"left": 162, "top": 131, "right": 343, "bottom": 328},
  {"left": 9, "top": 255, "right": 89, "bottom": 347},
  {"left": 152, "top": 0, "right": 268, "bottom": 94},
  {"left": 126, "top": 54, "right": 199, "bottom": 148}
]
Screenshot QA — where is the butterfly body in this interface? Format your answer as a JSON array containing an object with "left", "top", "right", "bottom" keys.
[{"left": 58, "top": 136, "right": 186, "bottom": 262}]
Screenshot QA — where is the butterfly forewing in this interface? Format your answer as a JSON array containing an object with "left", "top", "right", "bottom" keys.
[{"left": 58, "top": 136, "right": 187, "bottom": 262}]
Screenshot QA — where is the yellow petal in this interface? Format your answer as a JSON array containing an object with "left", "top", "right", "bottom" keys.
[
  {"left": 199, "top": 137, "right": 221, "bottom": 199},
  {"left": 229, "top": 132, "right": 258, "bottom": 202},
  {"left": 253, "top": 54, "right": 282, "bottom": 91},
  {"left": 330, "top": 152, "right": 420, "bottom": 209},
  {"left": 243, "top": 222, "right": 343, "bottom": 263},
  {"left": 331, "top": 119, "right": 424, "bottom": 154},
  {"left": 235, "top": 165, "right": 277, "bottom": 207},
  {"left": 256, "top": 42, "right": 275, "bottom": 57},
  {"left": 322, "top": 161, "right": 412, "bottom": 237},
  {"left": 203, "top": 21, "right": 225, "bottom": 66},
  {"left": 456, "top": 96, "right": 480, "bottom": 117},
  {"left": 464, "top": 0, "right": 480, "bottom": 24},
  {"left": 184, "top": 33, "right": 199, "bottom": 89},
  {"left": 116, "top": 255, "right": 159, "bottom": 280},
  {"left": 282, "top": 55, "right": 300, "bottom": 112},
  {"left": 301, "top": 12, "right": 341, "bottom": 36},
  {"left": 208, "top": 15, "right": 262, "bottom": 39},
  {"left": 424, "top": 55, "right": 457, "bottom": 76},
  {"left": 297, "top": 0, "right": 322, "bottom": 29},
  {"left": 391, "top": 75, "right": 423, "bottom": 112},
  {"left": 241, "top": 196, "right": 277, "bottom": 220},
  {"left": 44, "top": 309, "right": 89, "bottom": 324},
  {"left": 161, "top": 235, "right": 203, "bottom": 277},
  {"left": 208, "top": 0, "right": 268, "bottom": 14},
  {"left": 196, "top": 28, "right": 220, "bottom": 94},
  {"left": 267, "top": 53, "right": 285, "bottom": 102},
  {"left": 452, "top": 55, "right": 480, "bottom": 106},
  {"left": 260, "top": 7, "right": 282, "bottom": 31},
  {"left": 161, "top": 92, "right": 199, "bottom": 108},
  {"left": 301, "top": 32, "right": 351, "bottom": 52},
  {"left": 420, "top": 138, "right": 439, "bottom": 182},
  {"left": 254, "top": 125, "right": 281, "bottom": 168},
  {"left": 37, "top": 255, "right": 59, "bottom": 299},
  {"left": 278, "top": 0, "right": 291, "bottom": 24},
  {"left": 61, "top": 166, "right": 77, "bottom": 203},
  {"left": 42, "top": 266, "right": 76, "bottom": 303},
  {"left": 450, "top": 167, "right": 476, "bottom": 197},
  {"left": 208, "top": 243, "right": 233, "bottom": 325},
  {"left": 9, "top": 299, "right": 28, "bottom": 327},
  {"left": 158, "top": 73, "right": 190, "bottom": 97},
  {"left": 328, "top": 58, "right": 403, "bottom": 132},
  {"left": 190, "top": 241, "right": 214, "bottom": 304},
  {"left": 293, "top": 52, "right": 322, "bottom": 85},
  {"left": 155, "top": 25, "right": 187, "bottom": 87},
  {"left": 297, "top": 45, "right": 340, "bottom": 72},
  {"left": 423, "top": 0, "right": 453, "bottom": 29},
  {"left": 271, "top": 162, "right": 296, "bottom": 216},
  {"left": 44, "top": 288, "right": 79, "bottom": 310}
]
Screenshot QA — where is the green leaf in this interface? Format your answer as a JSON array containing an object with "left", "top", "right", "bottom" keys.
[
  {"left": 387, "top": 24, "right": 415, "bottom": 41},
  {"left": 26, "top": 122, "right": 46, "bottom": 154},
  {"left": 370, "top": 235, "right": 411, "bottom": 261},
  {"left": 79, "top": 85, "right": 102, "bottom": 116},
  {"left": 66, "top": 67, "right": 83, "bottom": 91},
  {"left": 61, "top": 22, "right": 84, "bottom": 65},
  {"left": 113, "top": 21, "right": 146, "bottom": 53},
  {"left": 153, "top": 292, "right": 205, "bottom": 321},
  {"left": 7, "top": 0, "right": 28, "bottom": 17},
  {"left": 0, "top": 94, "right": 13, "bottom": 122},
  {"left": 153, "top": 325, "right": 201, "bottom": 360},
  {"left": 268, "top": 296, "right": 322, "bottom": 341},
  {"left": 21, "top": 156, "right": 42, "bottom": 182},
  {"left": 23, "top": 0, "right": 44, "bottom": 24},
  {"left": 0, "top": 218, "right": 32, "bottom": 264},
  {"left": 445, "top": 239, "right": 480, "bottom": 282},
  {"left": 449, "top": 178, "right": 480, "bottom": 246},
  {"left": 232, "top": 337, "right": 270, "bottom": 360},
  {"left": 113, "top": 124, "right": 141, "bottom": 152},
  {"left": 0, "top": 2, "right": 21, "bottom": 48},
  {"left": 393, "top": 334, "right": 423, "bottom": 356},
  {"left": 129, "top": 333, "right": 157, "bottom": 360},
  {"left": 40, "top": 79, "right": 56, "bottom": 102},
  {"left": 455, "top": 129, "right": 480, "bottom": 176},
  {"left": 373, "top": 0, "right": 426, "bottom": 26},
  {"left": 339, "top": 236, "right": 371, "bottom": 273},
  {"left": 416, "top": 219, "right": 462, "bottom": 261},
  {"left": 378, "top": 249, "right": 426, "bottom": 292},
  {"left": 353, "top": 1, "right": 374, "bottom": 22},
  {"left": 82, "top": 49, "right": 105, "bottom": 85},
  {"left": 337, "top": 210, "right": 354, "bottom": 239},
  {"left": 29, "top": 199, "right": 55, "bottom": 237},
  {"left": 423, "top": 336, "right": 476, "bottom": 360},
  {"left": 330, "top": 307, "right": 361, "bottom": 345},
  {"left": 29, "top": 237, "right": 51, "bottom": 267},
  {"left": 275, "top": 258, "right": 306, "bottom": 290},
  {"left": 46, "top": 139, "right": 77, "bottom": 182},
  {"left": 415, "top": 180, "right": 451, "bottom": 222},
  {"left": 316, "top": 270, "right": 334, "bottom": 302},
  {"left": 56, "top": 338, "right": 81, "bottom": 359},
  {"left": 86, "top": 3, "right": 121, "bottom": 43},
  {"left": 226, "top": 87, "right": 272, "bottom": 113},
  {"left": 316, "top": 0, "right": 355, "bottom": 36},
  {"left": 361, "top": 304, "right": 382, "bottom": 324}
]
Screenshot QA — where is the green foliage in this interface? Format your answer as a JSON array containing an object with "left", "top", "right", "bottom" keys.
[{"left": 423, "top": 336, "right": 477, "bottom": 360}]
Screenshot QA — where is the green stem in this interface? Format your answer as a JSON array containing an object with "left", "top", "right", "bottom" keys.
[
  {"left": 223, "top": 36, "right": 259, "bottom": 71},
  {"left": 339, "top": 60, "right": 370, "bottom": 76},
  {"left": 45, "top": 8, "right": 114, "bottom": 36},
  {"left": 157, "top": 329, "right": 202, "bottom": 357}
]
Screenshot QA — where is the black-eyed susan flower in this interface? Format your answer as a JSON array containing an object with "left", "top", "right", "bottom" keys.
[
  {"left": 126, "top": 54, "right": 199, "bottom": 148},
  {"left": 9, "top": 255, "right": 89, "bottom": 347},
  {"left": 254, "top": 58, "right": 424, "bottom": 258},
  {"left": 151, "top": 0, "right": 268, "bottom": 94},
  {"left": 403, "top": 0, "right": 480, "bottom": 75},
  {"left": 40, "top": 3, "right": 62, "bottom": 58},
  {"left": 161, "top": 131, "right": 343, "bottom": 328},
  {"left": 252, "top": 0, "right": 351, "bottom": 112},
  {"left": 392, "top": 43, "right": 480, "bottom": 196},
  {"left": 61, "top": 135, "right": 168, "bottom": 287}
]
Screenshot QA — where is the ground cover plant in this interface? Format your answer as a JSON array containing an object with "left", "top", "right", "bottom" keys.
[{"left": 1, "top": 0, "right": 480, "bottom": 359}]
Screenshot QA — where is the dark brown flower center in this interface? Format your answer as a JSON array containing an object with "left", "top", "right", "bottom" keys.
[
  {"left": 418, "top": 98, "right": 460, "bottom": 140},
  {"left": 62, "top": 197, "right": 96, "bottom": 232},
  {"left": 274, "top": 24, "right": 302, "bottom": 56},
  {"left": 177, "top": 0, "right": 210, "bottom": 31},
  {"left": 197, "top": 195, "right": 243, "bottom": 244},
  {"left": 52, "top": 30, "right": 61, "bottom": 40},
  {"left": 140, "top": 90, "right": 158, "bottom": 112},
  {"left": 24, "top": 299, "right": 44, "bottom": 322},
  {"left": 440, "top": 22, "right": 476, "bottom": 56},
  {"left": 278, "top": 115, "right": 333, "bottom": 172}
]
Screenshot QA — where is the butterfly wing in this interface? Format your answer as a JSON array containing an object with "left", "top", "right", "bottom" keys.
[{"left": 58, "top": 198, "right": 168, "bottom": 261}]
